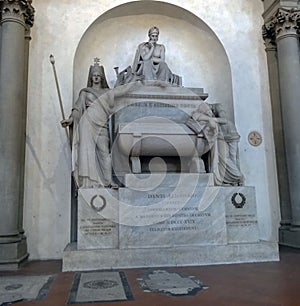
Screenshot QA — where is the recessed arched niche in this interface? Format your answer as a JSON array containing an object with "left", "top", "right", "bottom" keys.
[{"left": 74, "top": 1, "right": 234, "bottom": 119}]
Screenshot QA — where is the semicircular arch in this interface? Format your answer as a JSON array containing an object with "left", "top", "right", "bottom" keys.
[{"left": 74, "top": 1, "right": 234, "bottom": 119}]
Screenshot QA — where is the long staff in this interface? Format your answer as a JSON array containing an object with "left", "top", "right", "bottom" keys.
[
  {"left": 50, "top": 55, "right": 78, "bottom": 236},
  {"left": 49, "top": 54, "right": 70, "bottom": 147}
]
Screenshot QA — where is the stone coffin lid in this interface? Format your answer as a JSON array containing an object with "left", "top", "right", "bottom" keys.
[{"left": 121, "top": 86, "right": 208, "bottom": 101}]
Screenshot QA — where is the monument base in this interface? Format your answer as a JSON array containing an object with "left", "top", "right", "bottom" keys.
[
  {"left": 62, "top": 241, "right": 279, "bottom": 271},
  {"left": 62, "top": 174, "right": 280, "bottom": 271}
]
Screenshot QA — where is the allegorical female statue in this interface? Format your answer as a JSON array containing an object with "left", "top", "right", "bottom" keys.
[
  {"left": 132, "top": 26, "right": 181, "bottom": 85},
  {"left": 61, "top": 60, "right": 116, "bottom": 188},
  {"left": 61, "top": 59, "right": 142, "bottom": 188}
]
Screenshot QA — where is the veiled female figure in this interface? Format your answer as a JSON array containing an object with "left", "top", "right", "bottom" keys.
[
  {"left": 209, "top": 103, "right": 244, "bottom": 186},
  {"left": 61, "top": 63, "right": 114, "bottom": 188},
  {"left": 189, "top": 102, "right": 244, "bottom": 186}
]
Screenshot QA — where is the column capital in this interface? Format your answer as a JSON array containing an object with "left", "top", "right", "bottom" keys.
[
  {"left": 262, "top": 24, "right": 277, "bottom": 51},
  {"left": 264, "top": 8, "right": 300, "bottom": 40},
  {"left": 0, "top": 0, "right": 35, "bottom": 27},
  {"left": 24, "top": 25, "right": 31, "bottom": 40}
]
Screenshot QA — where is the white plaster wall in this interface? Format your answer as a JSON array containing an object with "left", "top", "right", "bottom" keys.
[{"left": 24, "top": 0, "right": 280, "bottom": 260}]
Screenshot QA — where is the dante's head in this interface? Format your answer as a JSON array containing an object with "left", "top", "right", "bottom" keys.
[{"left": 148, "top": 26, "right": 159, "bottom": 42}]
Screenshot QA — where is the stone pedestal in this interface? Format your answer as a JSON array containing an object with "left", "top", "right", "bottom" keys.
[
  {"left": 63, "top": 242, "right": 279, "bottom": 271},
  {"left": 62, "top": 174, "right": 278, "bottom": 271},
  {"left": 77, "top": 189, "right": 119, "bottom": 250}
]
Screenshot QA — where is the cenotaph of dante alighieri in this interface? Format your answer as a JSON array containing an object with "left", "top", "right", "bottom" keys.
[{"left": 62, "top": 26, "right": 276, "bottom": 271}]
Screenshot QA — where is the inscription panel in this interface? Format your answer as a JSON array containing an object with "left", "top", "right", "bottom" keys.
[
  {"left": 78, "top": 189, "right": 119, "bottom": 250},
  {"left": 119, "top": 186, "right": 227, "bottom": 248},
  {"left": 225, "top": 186, "right": 259, "bottom": 243}
]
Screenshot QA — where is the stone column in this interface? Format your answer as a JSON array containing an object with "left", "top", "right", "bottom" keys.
[
  {"left": 265, "top": 8, "right": 300, "bottom": 246},
  {"left": 0, "top": 0, "right": 34, "bottom": 269},
  {"left": 262, "top": 26, "right": 292, "bottom": 228},
  {"left": 18, "top": 25, "right": 31, "bottom": 237}
]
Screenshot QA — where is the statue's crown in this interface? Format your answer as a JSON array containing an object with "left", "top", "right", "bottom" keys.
[{"left": 91, "top": 57, "right": 103, "bottom": 74}]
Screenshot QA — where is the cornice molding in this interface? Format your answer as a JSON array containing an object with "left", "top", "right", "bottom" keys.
[{"left": 262, "top": 0, "right": 280, "bottom": 20}]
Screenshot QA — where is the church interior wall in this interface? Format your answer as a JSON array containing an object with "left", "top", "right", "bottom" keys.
[{"left": 23, "top": 0, "right": 280, "bottom": 260}]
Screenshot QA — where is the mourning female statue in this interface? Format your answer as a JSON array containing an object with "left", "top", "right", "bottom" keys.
[
  {"left": 132, "top": 26, "right": 181, "bottom": 85},
  {"left": 61, "top": 60, "right": 116, "bottom": 188},
  {"left": 188, "top": 103, "right": 244, "bottom": 186},
  {"left": 209, "top": 103, "right": 242, "bottom": 170}
]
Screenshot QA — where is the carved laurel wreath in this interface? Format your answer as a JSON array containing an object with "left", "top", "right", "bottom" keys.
[
  {"left": 90, "top": 195, "right": 107, "bottom": 212},
  {"left": 231, "top": 192, "right": 246, "bottom": 208}
]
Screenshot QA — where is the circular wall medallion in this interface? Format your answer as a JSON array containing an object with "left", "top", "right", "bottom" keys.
[{"left": 248, "top": 131, "right": 262, "bottom": 146}]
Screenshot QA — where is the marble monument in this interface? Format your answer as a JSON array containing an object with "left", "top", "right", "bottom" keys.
[{"left": 62, "top": 27, "right": 278, "bottom": 271}]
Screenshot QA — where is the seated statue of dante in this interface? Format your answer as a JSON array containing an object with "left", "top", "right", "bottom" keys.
[{"left": 132, "top": 26, "right": 182, "bottom": 85}]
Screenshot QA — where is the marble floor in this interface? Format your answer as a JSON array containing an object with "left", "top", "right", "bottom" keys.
[{"left": 0, "top": 245, "right": 299, "bottom": 306}]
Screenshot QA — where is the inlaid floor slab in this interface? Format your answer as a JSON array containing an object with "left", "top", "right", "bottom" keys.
[
  {"left": 0, "top": 275, "right": 55, "bottom": 305},
  {"left": 67, "top": 271, "right": 133, "bottom": 304}
]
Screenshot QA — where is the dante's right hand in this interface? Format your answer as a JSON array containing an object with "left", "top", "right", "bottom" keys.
[{"left": 61, "top": 118, "right": 73, "bottom": 128}]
